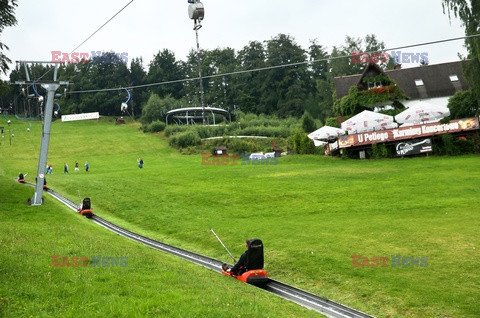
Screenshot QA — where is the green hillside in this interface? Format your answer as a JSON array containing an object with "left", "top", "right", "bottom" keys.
[
  {"left": 1, "top": 116, "right": 479, "bottom": 317},
  {"left": 0, "top": 178, "right": 314, "bottom": 317}
]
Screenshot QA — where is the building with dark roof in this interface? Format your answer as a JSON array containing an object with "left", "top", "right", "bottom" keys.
[{"left": 334, "top": 61, "right": 470, "bottom": 108}]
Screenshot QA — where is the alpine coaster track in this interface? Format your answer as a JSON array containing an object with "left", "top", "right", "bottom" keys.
[{"left": 24, "top": 182, "right": 375, "bottom": 318}]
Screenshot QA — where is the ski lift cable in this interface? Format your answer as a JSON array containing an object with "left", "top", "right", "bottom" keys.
[
  {"left": 69, "top": 0, "right": 135, "bottom": 54},
  {"left": 27, "top": 0, "right": 136, "bottom": 84},
  {"left": 68, "top": 33, "right": 480, "bottom": 95}
]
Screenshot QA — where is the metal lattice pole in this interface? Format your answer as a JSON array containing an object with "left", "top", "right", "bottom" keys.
[
  {"left": 15, "top": 61, "right": 69, "bottom": 206},
  {"left": 31, "top": 83, "right": 59, "bottom": 205}
]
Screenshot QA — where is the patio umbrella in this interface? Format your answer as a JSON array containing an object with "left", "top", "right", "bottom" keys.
[
  {"left": 308, "top": 126, "right": 345, "bottom": 140},
  {"left": 341, "top": 110, "right": 396, "bottom": 134},
  {"left": 313, "top": 140, "right": 328, "bottom": 147},
  {"left": 395, "top": 102, "right": 450, "bottom": 125}
]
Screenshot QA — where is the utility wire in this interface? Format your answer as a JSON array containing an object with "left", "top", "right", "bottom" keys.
[{"left": 69, "top": 33, "right": 480, "bottom": 94}]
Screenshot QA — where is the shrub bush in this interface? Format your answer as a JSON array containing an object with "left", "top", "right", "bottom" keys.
[
  {"left": 169, "top": 130, "right": 201, "bottom": 148},
  {"left": 325, "top": 117, "right": 340, "bottom": 128},
  {"left": 157, "top": 112, "right": 306, "bottom": 150},
  {"left": 453, "top": 138, "right": 475, "bottom": 154},
  {"left": 291, "top": 131, "right": 315, "bottom": 154},
  {"left": 300, "top": 135, "right": 316, "bottom": 154},
  {"left": 473, "top": 135, "right": 480, "bottom": 153},
  {"left": 240, "top": 126, "right": 291, "bottom": 138},
  {"left": 292, "top": 131, "right": 302, "bottom": 154},
  {"left": 448, "top": 89, "right": 480, "bottom": 119},
  {"left": 164, "top": 125, "right": 190, "bottom": 137},
  {"left": 225, "top": 138, "right": 262, "bottom": 154},
  {"left": 439, "top": 133, "right": 457, "bottom": 155},
  {"left": 144, "top": 120, "right": 165, "bottom": 133},
  {"left": 371, "top": 143, "right": 389, "bottom": 159},
  {"left": 141, "top": 94, "right": 183, "bottom": 124},
  {"left": 301, "top": 111, "right": 316, "bottom": 133}
]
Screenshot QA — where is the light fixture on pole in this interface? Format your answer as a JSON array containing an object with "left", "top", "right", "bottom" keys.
[{"left": 188, "top": 0, "right": 206, "bottom": 125}]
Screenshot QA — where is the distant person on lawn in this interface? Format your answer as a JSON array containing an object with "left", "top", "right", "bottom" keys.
[{"left": 85, "top": 161, "right": 89, "bottom": 172}]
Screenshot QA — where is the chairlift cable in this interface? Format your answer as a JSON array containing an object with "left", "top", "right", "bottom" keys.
[
  {"left": 68, "top": 33, "right": 480, "bottom": 94},
  {"left": 27, "top": 0, "right": 136, "bottom": 84}
]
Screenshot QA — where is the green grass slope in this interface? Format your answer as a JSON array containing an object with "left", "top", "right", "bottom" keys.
[
  {"left": 1, "top": 117, "right": 479, "bottom": 317},
  {"left": 0, "top": 176, "right": 314, "bottom": 317}
]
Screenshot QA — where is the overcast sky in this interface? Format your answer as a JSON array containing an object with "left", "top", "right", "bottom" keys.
[{"left": 2, "top": 0, "right": 467, "bottom": 80}]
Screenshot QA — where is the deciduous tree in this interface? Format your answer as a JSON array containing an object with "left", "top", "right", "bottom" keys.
[
  {"left": 443, "top": 1, "right": 480, "bottom": 106},
  {"left": 0, "top": 0, "right": 17, "bottom": 75}
]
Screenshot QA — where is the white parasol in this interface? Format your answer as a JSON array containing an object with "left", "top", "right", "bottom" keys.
[
  {"left": 341, "top": 110, "right": 397, "bottom": 134},
  {"left": 395, "top": 102, "right": 450, "bottom": 125},
  {"left": 308, "top": 126, "right": 345, "bottom": 141}
]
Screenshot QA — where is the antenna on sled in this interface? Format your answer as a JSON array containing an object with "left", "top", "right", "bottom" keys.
[{"left": 210, "top": 228, "right": 236, "bottom": 263}]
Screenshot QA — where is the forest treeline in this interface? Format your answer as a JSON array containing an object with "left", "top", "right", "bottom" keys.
[{"left": 3, "top": 34, "right": 394, "bottom": 122}]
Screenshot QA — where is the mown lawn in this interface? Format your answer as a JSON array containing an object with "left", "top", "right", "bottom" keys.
[
  {"left": 1, "top": 117, "right": 479, "bottom": 317},
  {"left": 0, "top": 176, "right": 315, "bottom": 317}
]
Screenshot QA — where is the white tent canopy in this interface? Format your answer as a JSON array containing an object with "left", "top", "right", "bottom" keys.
[
  {"left": 341, "top": 110, "right": 398, "bottom": 135},
  {"left": 395, "top": 101, "right": 450, "bottom": 125},
  {"left": 308, "top": 126, "right": 345, "bottom": 140}
]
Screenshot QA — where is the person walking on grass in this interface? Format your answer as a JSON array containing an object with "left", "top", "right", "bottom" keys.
[
  {"left": 64, "top": 163, "right": 69, "bottom": 174},
  {"left": 75, "top": 161, "right": 79, "bottom": 172},
  {"left": 85, "top": 161, "right": 89, "bottom": 172},
  {"left": 137, "top": 158, "right": 144, "bottom": 168}
]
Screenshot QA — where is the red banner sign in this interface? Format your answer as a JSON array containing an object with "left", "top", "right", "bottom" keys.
[{"left": 338, "top": 118, "right": 479, "bottom": 148}]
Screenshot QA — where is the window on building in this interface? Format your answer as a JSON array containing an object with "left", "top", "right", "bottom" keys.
[
  {"left": 415, "top": 79, "right": 424, "bottom": 86},
  {"left": 449, "top": 74, "right": 459, "bottom": 82}
]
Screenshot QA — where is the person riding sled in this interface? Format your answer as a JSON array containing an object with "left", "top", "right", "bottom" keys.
[
  {"left": 222, "top": 238, "right": 253, "bottom": 275},
  {"left": 215, "top": 232, "right": 268, "bottom": 285}
]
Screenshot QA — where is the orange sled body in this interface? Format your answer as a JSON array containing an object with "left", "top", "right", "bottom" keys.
[
  {"left": 78, "top": 209, "right": 93, "bottom": 218},
  {"left": 222, "top": 269, "right": 269, "bottom": 286}
]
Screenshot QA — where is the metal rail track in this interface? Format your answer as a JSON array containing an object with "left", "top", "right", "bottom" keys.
[{"left": 26, "top": 183, "right": 374, "bottom": 318}]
